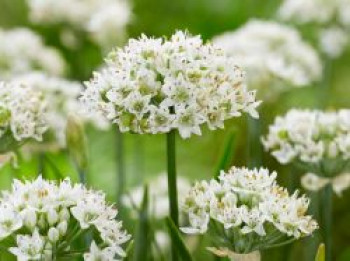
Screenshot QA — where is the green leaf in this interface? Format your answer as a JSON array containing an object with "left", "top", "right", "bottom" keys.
[
  {"left": 214, "top": 129, "right": 237, "bottom": 178},
  {"left": 315, "top": 243, "right": 325, "bottom": 261},
  {"left": 166, "top": 217, "right": 194, "bottom": 261},
  {"left": 133, "top": 186, "right": 150, "bottom": 261}
]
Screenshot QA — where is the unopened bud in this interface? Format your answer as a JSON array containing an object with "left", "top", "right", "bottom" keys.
[
  {"left": 47, "top": 209, "right": 59, "bottom": 225},
  {"left": 48, "top": 227, "right": 60, "bottom": 242},
  {"left": 57, "top": 221, "right": 68, "bottom": 236}
]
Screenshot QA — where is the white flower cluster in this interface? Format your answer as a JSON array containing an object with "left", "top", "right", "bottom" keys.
[
  {"left": 262, "top": 109, "right": 350, "bottom": 173},
  {"left": 12, "top": 73, "right": 108, "bottom": 148},
  {"left": 278, "top": 0, "right": 350, "bottom": 58},
  {"left": 81, "top": 31, "right": 260, "bottom": 139},
  {"left": 181, "top": 167, "right": 317, "bottom": 254},
  {"left": 0, "top": 176, "right": 130, "bottom": 261},
  {"left": 212, "top": 20, "right": 322, "bottom": 94},
  {"left": 0, "top": 28, "right": 65, "bottom": 79},
  {"left": 26, "top": 0, "right": 131, "bottom": 48},
  {"left": 0, "top": 81, "right": 48, "bottom": 151},
  {"left": 123, "top": 174, "right": 191, "bottom": 219}
]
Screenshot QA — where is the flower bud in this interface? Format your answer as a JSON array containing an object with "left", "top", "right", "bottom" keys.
[
  {"left": 48, "top": 227, "right": 60, "bottom": 242},
  {"left": 22, "top": 208, "right": 37, "bottom": 229},
  {"left": 47, "top": 208, "right": 59, "bottom": 225},
  {"left": 57, "top": 221, "right": 68, "bottom": 236},
  {"left": 59, "top": 208, "right": 70, "bottom": 222}
]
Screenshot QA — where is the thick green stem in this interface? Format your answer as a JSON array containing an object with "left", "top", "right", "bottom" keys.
[
  {"left": 166, "top": 129, "right": 179, "bottom": 261},
  {"left": 322, "top": 184, "right": 332, "bottom": 261},
  {"left": 116, "top": 129, "right": 125, "bottom": 206}
]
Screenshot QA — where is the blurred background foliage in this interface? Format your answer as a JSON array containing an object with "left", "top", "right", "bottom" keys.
[{"left": 0, "top": 0, "right": 349, "bottom": 260}]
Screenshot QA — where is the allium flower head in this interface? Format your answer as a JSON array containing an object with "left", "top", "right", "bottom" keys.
[
  {"left": 0, "top": 81, "right": 48, "bottom": 153},
  {"left": 81, "top": 31, "right": 261, "bottom": 139},
  {"left": 278, "top": 0, "right": 350, "bottom": 58},
  {"left": 0, "top": 176, "right": 131, "bottom": 260},
  {"left": 213, "top": 20, "right": 322, "bottom": 95},
  {"left": 262, "top": 109, "right": 350, "bottom": 175},
  {"left": 26, "top": 0, "right": 131, "bottom": 48},
  {"left": 181, "top": 167, "right": 317, "bottom": 255},
  {"left": 12, "top": 72, "right": 108, "bottom": 148},
  {"left": 0, "top": 28, "right": 65, "bottom": 79}
]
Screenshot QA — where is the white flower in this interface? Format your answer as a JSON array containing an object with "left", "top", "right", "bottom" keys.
[
  {"left": 81, "top": 31, "right": 260, "bottom": 138},
  {"left": 9, "top": 229, "right": 45, "bottom": 261},
  {"left": 262, "top": 109, "right": 350, "bottom": 171},
  {"left": 0, "top": 28, "right": 65, "bottom": 79},
  {"left": 26, "top": 0, "right": 131, "bottom": 48},
  {"left": 213, "top": 20, "right": 322, "bottom": 96},
  {"left": 181, "top": 166, "right": 317, "bottom": 253},
  {"left": 319, "top": 27, "right": 349, "bottom": 58},
  {"left": 0, "top": 176, "right": 130, "bottom": 260},
  {"left": 278, "top": 0, "right": 350, "bottom": 58},
  {"left": 0, "top": 204, "right": 23, "bottom": 240},
  {"left": 0, "top": 81, "right": 48, "bottom": 150},
  {"left": 11, "top": 72, "right": 109, "bottom": 148},
  {"left": 84, "top": 241, "right": 119, "bottom": 261}
]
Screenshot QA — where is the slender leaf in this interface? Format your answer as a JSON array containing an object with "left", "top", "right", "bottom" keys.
[
  {"left": 214, "top": 129, "right": 237, "bottom": 178},
  {"left": 315, "top": 243, "right": 325, "bottom": 261},
  {"left": 166, "top": 217, "right": 194, "bottom": 261}
]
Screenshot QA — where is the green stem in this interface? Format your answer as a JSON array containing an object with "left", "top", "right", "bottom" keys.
[
  {"left": 166, "top": 129, "right": 179, "bottom": 261},
  {"left": 322, "top": 184, "right": 332, "bottom": 261},
  {"left": 116, "top": 129, "right": 125, "bottom": 206}
]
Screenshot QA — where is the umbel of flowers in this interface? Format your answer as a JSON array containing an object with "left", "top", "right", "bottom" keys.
[
  {"left": 11, "top": 72, "right": 108, "bottom": 149},
  {"left": 81, "top": 31, "right": 260, "bottom": 139},
  {"left": 278, "top": 0, "right": 350, "bottom": 58},
  {"left": 262, "top": 109, "right": 350, "bottom": 176},
  {"left": 25, "top": 0, "right": 131, "bottom": 48},
  {"left": 0, "top": 176, "right": 131, "bottom": 260},
  {"left": 213, "top": 19, "right": 322, "bottom": 98},
  {"left": 0, "top": 28, "right": 65, "bottom": 80},
  {"left": 181, "top": 167, "right": 318, "bottom": 260},
  {"left": 0, "top": 81, "right": 48, "bottom": 153}
]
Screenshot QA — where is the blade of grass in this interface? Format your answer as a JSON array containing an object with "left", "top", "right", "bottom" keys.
[
  {"left": 166, "top": 217, "right": 194, "bottom": 261},
  {"left": 214, "top": 129, "right": 237, "bottom": 178},
  {"left": 315, "top": 243, "right": 325, "bottom": 261}
]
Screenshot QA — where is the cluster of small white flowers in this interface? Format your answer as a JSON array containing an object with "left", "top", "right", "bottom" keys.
[
  {"left": 0, "top": 81, "right": 48, "bottom": 149},
  {"left": 181, "top": 167, "right": 317, "bottom": 253},
  {"left": 81, "top": 31, "right": 260, "bottom": 139},
  {"left": 26, "top": 0, "right": 131, "bottom": 48},
  {"left": 11, "top": 72, "right": 109, "bottom": 147},
  {"left": 123, "top": 174, "right": 191, "bottom": 219},
  {"left": 278, "top": 0, "right": 350, "bottom": 58},
  {"left": 262, "top": 109, "right": 350, "bottom": 169},
  {"left": 212, "top": 20, "right": 322, "bottom": 94},
  {"left": 0, "top": 28, "right": 65, "bottom": 79},
  {"left": 0, "top": 176, "right": 130, "bottom": 261}
]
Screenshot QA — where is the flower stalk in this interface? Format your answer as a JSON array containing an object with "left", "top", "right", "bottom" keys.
[
  {"left": 116, "top": 129, "right": 125, "bottom": 206},
  {"left": 167, "top": 129, "right": 179, "bottom": 261},
  {"left": 322, "top": 183, "right": 332, "bottom": 261}
]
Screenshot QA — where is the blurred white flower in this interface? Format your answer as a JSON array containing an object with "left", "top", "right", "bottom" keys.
[
  {"left": 278, "top": 0, "right": 350, "bottom": 58},
  {"left": 0, "top": 28, "right": 65, "bottom": 79},
  {"left": 122, "top": 174, "right": 191, "bottom": 219},
  {"left": 0, "top": 81, "right": 48, "bottom": 151},
  {"left": 262, "top": 109, "right": 350, "bottom": 173},
  {"left": 181, "top": 167, "right": 318, "bottom": 254},
  {"left": 213, "top": 20, "right": 322, "bottom": 96},
  {"left": 11, "top": 72, "right": 109, "bottom": 148},
  {"left": 0, "top": 176, "right": 131, "bottom": 260},
  {"left": 26, "top": 0, "right": 131, "bottom": 48},
  {"left": 319, "top": 27, "right": 349, "bottom": 58},
  {"left": 81, "top": 31, "right": 261, "bottom": 138}
]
